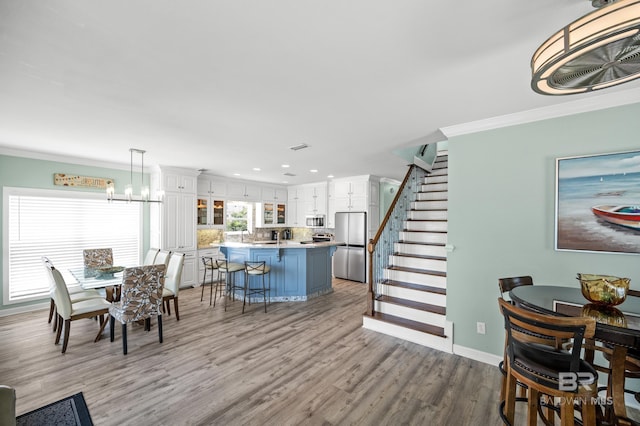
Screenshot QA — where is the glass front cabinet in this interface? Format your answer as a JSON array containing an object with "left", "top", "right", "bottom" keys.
[
  {"left": 197, "top": 197, "right": 225, "bottom": 228},
  {"left": 256, "top": 202, "right": 286, "bottom": 227}
]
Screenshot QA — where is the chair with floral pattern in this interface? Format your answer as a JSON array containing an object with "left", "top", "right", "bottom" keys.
[
  {"left": 109, "top": 264, "right": 166, "bottom": 355},
  {"left": 82, "top": 248, "right": 114, "bottom": 268}
]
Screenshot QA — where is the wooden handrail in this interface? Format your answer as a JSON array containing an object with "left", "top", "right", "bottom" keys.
[{"left": 366, "top": 164, "right": 416, "bottom": 315}]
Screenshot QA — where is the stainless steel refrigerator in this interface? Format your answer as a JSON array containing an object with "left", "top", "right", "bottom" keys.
[{"left": 333, "top": 211, "right": 367, "bottom": 282}]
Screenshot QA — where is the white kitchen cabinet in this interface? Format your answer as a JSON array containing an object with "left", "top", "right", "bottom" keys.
[
  {"left": 332, "top": 176, "right": 380, "bottom": 239},
  {"left": 287, "top": 190, "right": 301, "bottom": 227},
  {"left": 152, "top": 166, "right": 199, "bottom": 288},
  {"left": 327, "top": 181, "right": 336, "bottom": 228},
  {"left": 227, "top": 181, "right": 260, "bottom": 201},
  {"left": 287, "top": 183, "right": 327, "bottom": 227},
  {"left": 256, "top": 185, "right": 287, "bottom": 227},
  {"left": 197, "top": 176, "right": 227, "bottom": 197},
  {"left": 261, "top": 186, "right": 287, "bottom": 203},
  {"left": 196, "top": 197, "right": 225, "bottom": 228}
]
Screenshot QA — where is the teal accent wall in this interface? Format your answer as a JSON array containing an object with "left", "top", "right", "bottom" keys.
[
  {"left": 447, "top": 102, "right": 640, "bottom": 356},
  {"left": 0, "top": 154, "right": 150, "bottom": 310}
]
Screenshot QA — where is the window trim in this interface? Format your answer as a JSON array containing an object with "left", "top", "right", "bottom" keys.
[{"left": 2, "top": 186, "right": 143, "bottom": 305}]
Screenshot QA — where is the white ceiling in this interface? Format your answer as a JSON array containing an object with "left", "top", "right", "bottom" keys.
[{"left": 1, "top": 0, "right": 639, "bottom": 185}]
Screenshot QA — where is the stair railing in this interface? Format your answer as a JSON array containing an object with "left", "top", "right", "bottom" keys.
[{"left": 366, "top": 163, "right": 430, "bottom": 315}]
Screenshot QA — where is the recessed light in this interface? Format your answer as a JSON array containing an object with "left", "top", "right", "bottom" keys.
[
  {"left": 327, "top": 174, "right": 334, "bottom": 178},
  {"left": 310, "top": 169, "right": 318, "bottom": 173},
  {"left": 282, "top": 181, "right": 288, "bottom": 184},
  {"left": 281, "top": 164, "right": 290, "bottom": 168},
  {"left": 253, "top": 168, "right": 261, "bottom": 172},
  {"left": 233, "top": 173, "right": 241, "bottom": 176}
]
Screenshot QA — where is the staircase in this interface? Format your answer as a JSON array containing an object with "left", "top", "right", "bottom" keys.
[{"left": 363, "top": 154, "right": 453, "bottom": 353}]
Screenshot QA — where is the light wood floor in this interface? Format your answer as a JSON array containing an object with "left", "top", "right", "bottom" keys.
[{"left": 0, "top": 279, "right": 507, "bottom": 425}]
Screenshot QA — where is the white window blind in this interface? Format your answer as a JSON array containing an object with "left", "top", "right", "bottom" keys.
[{"left": 5, "top": 188, "right": 141, "bottom": 302}]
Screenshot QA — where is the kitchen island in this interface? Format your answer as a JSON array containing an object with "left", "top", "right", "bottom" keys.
[{"left": 219, "top": 241, "right": 343, "bottom": 301}]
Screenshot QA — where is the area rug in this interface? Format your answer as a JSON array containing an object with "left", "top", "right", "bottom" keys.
[{"left": 16, "top": 392, "right": 93, "bottom": 426}]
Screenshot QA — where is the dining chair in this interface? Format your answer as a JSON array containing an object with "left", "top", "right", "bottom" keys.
[
  {"left": 82, "top": 248, "right": 114, "bottom": 268},
  {"left": 243, "top": 260, "right": 271, "bottom": 313},
  {"left": 109, "top": 264, "right": 166, "bottom": 355},
  {"left": 42, "top": 257, "right": 103, "bottom": 331},
  {"left": 162, "top": 252, "right": 184, "bottom": 320},
  {"left": 143, "top": 248, "right": 160, "bottom": 265},
  {"left": 498, "top": 297, "right": 599, "bottom": 426},
  {"left": 498, "top": 275, "right": 533, "bottom": 297},
  {"left": 47, "top": 263, "right": 112, "bottom": 353},
  {"left": 154, "top": 250, "right": 171, "bottom": 268}
]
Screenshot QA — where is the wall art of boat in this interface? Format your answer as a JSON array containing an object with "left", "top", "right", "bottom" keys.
[{"left": 592, "top": 205, "right": 640, "bottom": 230}]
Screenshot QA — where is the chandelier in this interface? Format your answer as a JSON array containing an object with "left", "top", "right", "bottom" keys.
[
  {"left": 106, "top": 148, "right": 163, "bottom": 203},
  {"left": 531, "top": 0, "right": 640, "bottom": 95}
]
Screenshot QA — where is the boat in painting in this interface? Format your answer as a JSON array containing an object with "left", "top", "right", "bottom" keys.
[{"left": 592, "top": 205, "right": 640, "bottom": 230}]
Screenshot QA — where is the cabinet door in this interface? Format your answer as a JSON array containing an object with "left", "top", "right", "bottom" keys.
[
  {"left": 227, "top": 182, "right": 246, "bottom": 199},
  {"left": 197, "top": 198, "right": 208, "bottom": 226},
  {"left": 244, "top": 184, "right": 260, "bottom": 201},
  {"left": 274, "top": 188, "right": 287, "bottom": 202},
  {"left": 163, "top": 192, "right": 180, "bottom": 250},
  {"left": 349, "top": 179, "right": 368, "bottom": 197},
  {"left": 276, "top": 203, "right": 286, "bottom": 224},
  {"left": 181, "top": 176, "right": 197, "bottom": 193},
  {"left": 180, "top": 252, "right": 198, "bottom": 287},
  {"left": 210, "top": 181, "right": 227, "bottom": 196},
  {"left": 334, "top": 180, "right": 352, "bottom": 197},
  {"left": 179, "top": 193, "right": 197, "bottom": 251},
  {"left": 334, "top": 197, "right": 351, "bottom": 212},
  {"left": 287, "top": 193, "right": 299, "bottom": 226},
  {"left": 212, "top": 199, "right": 224, "bottom": 226},
  {"left": 313, "top": 184, "right": 327, "bottom": 215}
]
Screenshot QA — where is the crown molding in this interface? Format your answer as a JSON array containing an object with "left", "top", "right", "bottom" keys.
[
  {"left": 0, "top": 146, "right": 133, "bottom": 171},
  {"left": 440, "top": 86, "right": 640, "bottom": 139}
]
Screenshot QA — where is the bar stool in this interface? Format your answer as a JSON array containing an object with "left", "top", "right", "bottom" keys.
[
  {"left": 243, "top": 261, "right": 271, "bottom": 313},
  {"left": 215, "top": 259, "right": 244, "bottom": 311},
  {"left": 200, "top": 256, "right": 219, "bottom": 305},
  {"left": 498, "top": 298, "right": 599, "bottom": 426}
]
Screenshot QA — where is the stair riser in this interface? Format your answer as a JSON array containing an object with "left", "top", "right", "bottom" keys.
[
  {"left": 395, "top": 243, "right": 447, "bottom": 257},
  {"left": 408, "top": 210, "right": 447, "bottom": 220},
  {"left": 421, "top": 183, "right": 448, "bottom": 192},
  {"left": 429, "top": 168, "right": 448, "bottom": 177},
  {"left": 375, "top": 301, "right": 446, "bottom": 327},
  {"left": 362, "top": 317, "right": 453, "bottom": 353},
  {"left": 405, "top": 221, "right": 448, "bottom": 232},
  {"left": 412, "top": 201, "right": 447, "bottom": 210},
  {"left": 390, "top": 255, "right": 447, "bottom": 272},
  {"left": 400, "top": 231, "right": 447, "bottom": 244},
  {"left": 379, "top": 284, "right": 446, "bottom": 306},
  {"left": 416, "top": 192, "right": 447, "bottom": 201},
  {"left": 423, "top": 175, "right": 448, "bottom": 184},
  {"left": 385, "top": 269, "right": 447, "bottom": 288}
]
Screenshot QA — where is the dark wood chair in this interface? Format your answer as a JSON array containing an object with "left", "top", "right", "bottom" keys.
[
  {"left": 498, "top": 297, "right": 599, "bottom": 426},
  {"left": 498, "top": 275, "right": 533, "bottom": 296}
]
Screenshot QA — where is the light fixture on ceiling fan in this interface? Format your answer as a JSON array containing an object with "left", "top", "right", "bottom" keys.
[
  {"left": 106, "top": 148, "right": 163, "bottom": 203},
  {"left": 531, "top": 0, "right": 640, "bottom": 95}
]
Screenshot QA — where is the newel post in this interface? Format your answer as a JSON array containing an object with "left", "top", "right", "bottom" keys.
[{"left": 366, "top": 239, "right": 375, "bottom": 316}]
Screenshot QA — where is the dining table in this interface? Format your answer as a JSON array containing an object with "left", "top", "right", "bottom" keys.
[
  {"left": 510, "top": 285, "right": 640, "bottom": 425},
  {"left": 69, "top": 267, "right": 124, "bottom": 302}
]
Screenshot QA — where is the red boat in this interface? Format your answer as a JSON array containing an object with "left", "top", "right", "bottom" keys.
[{"left": 592, "top": 205, "right": 640, "bottom": 230}]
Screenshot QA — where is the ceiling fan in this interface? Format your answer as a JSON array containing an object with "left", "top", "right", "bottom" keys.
[{"left": 531, "top": 0, "right": 640, "bottom": 95}]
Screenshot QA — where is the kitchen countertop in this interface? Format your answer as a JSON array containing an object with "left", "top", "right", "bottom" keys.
[{"left": 220, "top": 241, "right": 345, "bottom": 249}]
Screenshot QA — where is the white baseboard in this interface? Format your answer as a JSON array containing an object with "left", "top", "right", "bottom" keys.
[
  {"left": 0, "top": 302, "right": 48, "bottom": 317},
  {"left": 453, "top": 344, "right": 502, "bottom": 367}
]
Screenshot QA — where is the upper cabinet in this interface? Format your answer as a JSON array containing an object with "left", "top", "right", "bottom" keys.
[
  {"left": 287, "top": 182, "right": 327, "bottom": 227},
  {"left": 197, "top": 175, "right": 226, "bottom": 228},
  {"left": 163, "top": 170, "right": 197, "bottom": 193},
  {"left": 227, "top": 181, "right": 260, "bottom": 201}
]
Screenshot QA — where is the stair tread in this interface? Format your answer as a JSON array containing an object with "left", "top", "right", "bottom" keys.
[
  {"left": 393, "top": 253, "right": 446, "bottom": 261},
  {"left": 378, "top": 295, "right": 446, "bottom": 315},
  {"left": 402, "top": 230, "right": 448, "bottom": 234},
  {"left": 397, "top": 241, "right": 446, "bottom": 247},
  {"left": 383, "top": 279, "right": 447, "bottom": 295},
  {"left": 367, "top": 312, "right": 446, "bottom": 338},
  {"left": 406, "top": 219, "right": 448, "bottom": 222},
  {"left": 387, "top": 265, "right": 446, "bottom": 277}
]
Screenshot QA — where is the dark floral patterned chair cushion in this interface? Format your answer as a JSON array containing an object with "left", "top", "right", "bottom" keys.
[
  {"left": 83, "top": 248, "right": 114, "bottom": 268},
  {"left": 109, "top": 264, "right": 166, "bottom": 324}
]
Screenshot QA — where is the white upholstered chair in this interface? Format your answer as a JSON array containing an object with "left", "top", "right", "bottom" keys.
[
  {"left": 162, "top": 252, "right": 184, "bottom": 320},
  {"left": 143, "top": 248, "right": 160, "bottom": 265}
]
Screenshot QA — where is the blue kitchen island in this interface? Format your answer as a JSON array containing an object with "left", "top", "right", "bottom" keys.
[{"left": 219, "top": 241, "right": 343, "bottom": 301}]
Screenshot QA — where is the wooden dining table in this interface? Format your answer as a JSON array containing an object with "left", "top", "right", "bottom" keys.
[{"left": 510, "top": 285, "right": 640, "bottom": 425}]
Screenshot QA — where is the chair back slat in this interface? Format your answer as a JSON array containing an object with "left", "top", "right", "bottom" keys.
[
  {"left": 498, "top": 276, "right": 533, "bottom": 295},
  {"left": 164, "top": 253, "right": 185, "bottom": 294}
]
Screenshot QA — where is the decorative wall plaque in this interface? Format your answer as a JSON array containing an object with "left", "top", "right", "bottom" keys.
[{"left": 54, "top": 173, "right": 113, "bottom": 189}]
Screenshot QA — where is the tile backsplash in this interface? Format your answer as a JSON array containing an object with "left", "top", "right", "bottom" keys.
[{"left": 197, "top": 227, "right": 330, "bottom": 248}]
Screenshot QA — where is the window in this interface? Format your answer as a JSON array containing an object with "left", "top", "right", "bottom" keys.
[
  {"left": 225, "top": 201, "right": 254, "bottom": 233},
  {"left": 4, "top": 187, "right": 142, "bottom": 303}
]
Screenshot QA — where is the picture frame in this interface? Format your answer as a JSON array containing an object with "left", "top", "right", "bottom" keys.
[{"left": 555, "top": 150, "right": 640, "bottom": 254}]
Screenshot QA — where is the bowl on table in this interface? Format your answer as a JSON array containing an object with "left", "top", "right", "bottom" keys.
[
  {"left": 577, "top": 273, "right": 630, "bottom": 306},
  {"left": 94, "top": 266, "right": 125, "bottom": 278}
]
